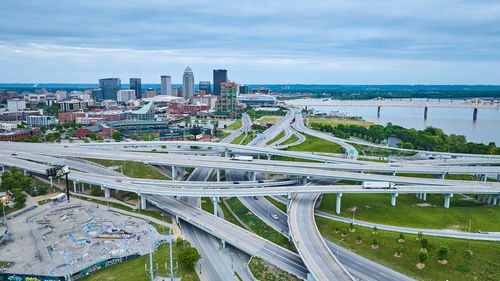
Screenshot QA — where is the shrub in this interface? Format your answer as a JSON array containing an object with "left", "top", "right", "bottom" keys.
[
  {"left": 399, "top": 233, "right": 405, "bottom": 240},
  {"left": 417, "top": 231, "right": 423, "bottom": 240},
  {"left": 373, "top": 226, "right": 378, "bottom": 233},
  {"left": 350, "top": 222, "right": 354, "bottom": 230},
  {"left": 356, "top": 236, "right": 362, "bottom": 241},
  {"left": 438, "top": 246, "right": 449, "bottom": 260},
  {"left": 396, "top": 245, "right": 404, "bottom": 254},
  {"left": 90, "top": 186, "right": 101, "bottom": 196},
  {"left": 420, "top": 238, "right": 428, "bottom": 249},
  {"left": 419, "top": 252, "right": 428, "bottom": 263},
  {"left": 372, "top": 239, "right": 378, "bottom": 246},
  {"left": 335, "top": 227, "right": 339, "bottom": 232}
]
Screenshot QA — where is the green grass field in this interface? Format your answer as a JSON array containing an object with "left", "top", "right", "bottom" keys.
[
  {"left": 258, "top": 116, "right": 283, "bottom": 124},
  {"left": 265, "top": 196, "right": 287, "bottom": 213},
  {"left": 226, "top": 197, "right": 292, "bottom": 250},
  {"left": 318, "top": 193, "right": 500, "bottom": 232},
  {"left": 231, "top": 133, "right": 246, "bottom": 144},
  {"left": 317, "top": 217, "right": 500, "bottom": 281},
  {"left": 83, "top": 158, "right": 167, "bottom": 180},
  {"left": 285, "top": 133, "right": 344, "bottom": 153},
  {"left": 266, "top": 131, "right": 285, "bottom": 145},
  {"left": 308, "top": 118, "right": 375, "bottom": 128},
  {"left": 278, "top": 134, "right": 299, "bottom": 146},
  {"left": 80, "top": 243, "right": 199, "bottom": 281},
  {"left": 248, "top": 257, "right": 301, "bottom": 281},
  {"left": 226, "top": 120, "right": 242, "bottom": 130}
]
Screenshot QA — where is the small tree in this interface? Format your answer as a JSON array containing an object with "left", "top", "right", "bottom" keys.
[
  {"left": 341, "top": 228, "right": 348, "bottom": 236},
  {"left": 90, "top": 186, "right": 101, "bottom": 196},
  {"left": 12, "top": 188, "right": 26, "bottom": 207},
  {"left": 83, "top": 138, "right": 90, "bottom": 143},
  {"left": 372, "top": 239, "right": 378, "bottom": 246},
  {"left": 112, "top": 130, "right": 121, "bottom": 141},
  {"left": 438, "top": 246, "right": 449, "bottom": 261},
  {"left": 399, "top": 233, "right": 405, "bottom": 240},
  {"left": 419, "top": 252, "right": 428, "bottom": 264},
  {"left": 335, "top": 227, "right": 340, "bottom": 232},
  {"left": 350, "top": 222, "right": 354, "bottom": 230},
  {"left": 179, "top": 247, "right": 201, "bottom": 268},
  {"left": 373, "top": 226, "right": 378, "bottom": 233},
  {"left": 421, "top": 238, "right": 428, "bottom": 249},
  {"left": 417, "top": 231, "right": 423, "bottom": 240},
  {"left": 396, "top": 245, "right": 404, "bottom": 255}
]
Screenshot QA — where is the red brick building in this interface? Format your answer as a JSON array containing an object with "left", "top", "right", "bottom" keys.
[{"left": 0, "top": 128, "right": 42, "bottom": 141}]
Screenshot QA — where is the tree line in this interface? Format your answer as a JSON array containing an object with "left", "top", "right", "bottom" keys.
[{"left": 311, "top": 122, "right": 500, "bottom": 155}]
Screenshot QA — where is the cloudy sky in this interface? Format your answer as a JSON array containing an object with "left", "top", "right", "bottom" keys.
[{"left": 0, "top": 0, "right": 499, "bottom": 84}]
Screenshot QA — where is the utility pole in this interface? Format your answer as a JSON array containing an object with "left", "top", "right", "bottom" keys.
[
  {"left": 170, "top": 227, "right": 174, "bottom": 281},
  {"left": 148, "top": 223, "right": 154, "bottom": 281}
]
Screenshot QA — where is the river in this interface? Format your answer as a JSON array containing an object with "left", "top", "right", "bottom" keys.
[{"left": 286, "top": 98, "right": 500, "bottom": 144}]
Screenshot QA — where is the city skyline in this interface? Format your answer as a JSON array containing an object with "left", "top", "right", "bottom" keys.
[{"left": 0, "top": 0, "right": 499, "bottom": 84}]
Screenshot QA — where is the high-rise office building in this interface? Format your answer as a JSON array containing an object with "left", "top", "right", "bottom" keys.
[
  {"left": 199, "top": 81, "right": 211, "bottom": 94},
  {"left": 215, "top": 82, "right": 239, "bottom": 119},
  {"left": 161, "top": 75, "right": 172, "bottom": 96},
  {"left": 239, "top": 84, "right": 248, "bottom": 94},
  {"left": 213, "top": 69, "right": 228, "bottom": 96},
  {"left": 98, "top": 78, "right": 121, "bottom": 100},
  {"left": 117, "top": 89, "right": 136, "bottom": 102},
  {"left": 182, "top": 67, "right": 194, "bottom": 99},
  {"left": 130, "top": 78, "right": 141, "bottom": 99}
]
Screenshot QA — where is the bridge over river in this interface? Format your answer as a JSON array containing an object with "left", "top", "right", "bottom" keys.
[{"left": 286, "top": 97, "right": 500, "bottom": 120}]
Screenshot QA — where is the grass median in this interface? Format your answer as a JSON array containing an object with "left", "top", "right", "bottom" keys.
[
  {"left": 317, "top": 217, "right": 500, "bottom": 281},
  {"left": 226, "top": 197, "right": 293, "bottom": 250},
  {"left": 284, "top": 133, "right": 344, "bottom": 154},
  {"left": 318, "top": 193, "right": 499, "bottom": 232},
  {"left": 82, "top": 158, "right": 167, "bottom": 180}
]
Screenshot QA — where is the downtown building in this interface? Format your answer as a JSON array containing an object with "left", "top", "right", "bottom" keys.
[
  {"left": 214, "top": 82, "right": 239, "bottom": 119},
  {"left": 99, "top": 78, "right": 121, "bottom": 100},
  {"left": 129, "top": 78, "right": 142, "bottom": 99},
  {"left": 199, "top": 81, "right": 211, "bottom": 94},
  {"left": 183, "top": 67, "right": 194, "bottom": 99},
  {"left": 213, "top": 69, "right": 228, "bottom": 96},
  {"left": 161, "top": 75, "right": 172, "bottom": 95}
]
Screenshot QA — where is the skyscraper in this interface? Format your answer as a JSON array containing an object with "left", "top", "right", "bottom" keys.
[
  {"left": 130, "top": 78, "right": 141, "bottom": 99},
  {"left": 99, "top": 78, "right": 121, "bottom": 100},
  {"left": 213, "top": 69, "right": 228, "bottom": 96},
  {"left": 199, "top": 81, "right": 211, "bottom": 94},
  {"left": 182, "top": 67, "right": 194, "bottom": 99},
  {"left": 161, "top": 75, "right": 172, "bottom": 96}
]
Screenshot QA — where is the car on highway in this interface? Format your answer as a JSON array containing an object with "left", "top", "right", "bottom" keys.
[
  {"left": 253, "top": 196, "right": 258, "bottom": 200},
  {"left": 272, "top": 214, "right": 279, "bottom": 220}
]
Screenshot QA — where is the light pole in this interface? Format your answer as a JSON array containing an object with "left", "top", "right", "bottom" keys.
[{"left": 161, "top": 213, "right": 165, "bottom": 235}]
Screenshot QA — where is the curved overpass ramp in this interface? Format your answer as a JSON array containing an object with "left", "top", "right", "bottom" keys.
[{"left": 289, "top": 193, "right": 354, "bottom": 281}]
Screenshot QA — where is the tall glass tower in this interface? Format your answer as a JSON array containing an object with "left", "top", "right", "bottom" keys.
[
  {"left": 130, "top": 78, "right": 141, "bottom": 99},
  {"left": 182, "top": 67, "right": 194, "bottom": 99},
  {"left": 99, "top": 78, "right": 121, "bottom": 100},
  {"left": 213, "top": 69, "right": 228, "bottom": 96}
]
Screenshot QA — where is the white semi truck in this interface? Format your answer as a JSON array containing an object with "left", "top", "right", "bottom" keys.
[{"left": 362, "top": 181, "right": 396, "bottom": 189}]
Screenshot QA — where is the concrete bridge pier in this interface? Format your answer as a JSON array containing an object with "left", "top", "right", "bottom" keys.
[
  {"left": 267, "top": 154, "right": 271, "bottom": 160},
  {"left": 172, "top": 166, "right": 177, "bottom": 180},
  {"left": 49, "top": 177, "right": 53, "bottom": 187},
  {"left": 390, "top": 193, "right": 398, "bottom": 206},
  {"left": 1, "top": 166, "right": 4, "bottom": 173},
  {"left": 103, "top": 185, "right": 110, "bottom": 198},
  {"left": 250, "top": 172, "right": 256, "bottom": 182},
  {"left": 444, "top": 193, "right": 453, "bottom": 208},
  {"left": 216, "top": 169, "right": 221, "bottom": 182},
  {"left": 224, "top": 148, "right": 229, "bottom": 158},
  {"left": 212, "top": 197, "right": 218, "bottom": 216},
  {"left": 423, "top": 193, "right": 427, "bottom": 201},
  {"left": 221, "top": 239, "right": 226, "bottom": 249},
  {"left": 441, "top": 172, "right": 446, "bottom": 180},
  {"left": 483, "top": 174, "right": 487, "bottom": 182},
  {"left": 175, "top": 215, "right": 179, "bottom": 224},
  {"left": 336, "top": 193, "right": 342, "bottom": 214},
  {"left": 377, "top": 106, "right": 381, "bottom": 118},
  {"left": 140, "top": 194, "right": 147, "bottom": 209},
  {"left": 392, "top": 171, "right": 396, "bottom": 176},
  {"left": 301, "top": 176, "right": 308, "bottom": 185},
  {"left": 23, "top": 169, "right": 27, "bottom": 176},
  {"left": 477, "top": 194, "right": 481, "bottom": 201},
  {"left": 73, "top": 181, "right": 77, "bottom": 192},
  {"left": 424, "top": 107, "right": 428, "bottom": 120},
  {"left": 487, "top": 194, "right": 492, "bottom": 205},
  {"left": 493, "top": 195, "right": 498, "bottom": 205},
  {"left": 473, "top": 108, "right": 478, "bottom": 121},
  {"left": 286, "top": 193, "right": 292, "bottom": 213}
]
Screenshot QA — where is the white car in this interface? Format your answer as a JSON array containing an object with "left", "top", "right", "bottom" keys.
[{"left": 271, "top": 214, "right": 279, "bottom": 220}]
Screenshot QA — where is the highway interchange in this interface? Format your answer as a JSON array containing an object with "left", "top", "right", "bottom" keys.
[{"left": 1, "top": 110, "right": 499, "bottom": 280}]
